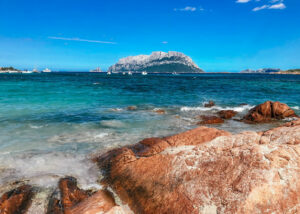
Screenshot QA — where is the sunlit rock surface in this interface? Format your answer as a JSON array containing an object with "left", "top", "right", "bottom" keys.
[{"left": 97, "top": 119, "right": 300, "bottom": 214}]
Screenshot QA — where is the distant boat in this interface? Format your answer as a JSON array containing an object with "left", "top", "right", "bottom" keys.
[
  {"left": 142, "top": 71, "right": 148, "bottom": 75},
  {"left": 22, "top": 70, "right": 33, "bottom": 74},
  {"left": 172, "top": 72, "right": 179, "bottom": 75},
  {"left": 107, "top": 71, "right": 112, "bottom": 75},
  {"left": 43, "top": 68, "right": 51, "bottom": 73},
  {"left": 90, "top": 67, "right": 102, "bottom": 73},
  {"left": 7, "top": 70, "right": 19, "bottom": 73},
  {"left": 122, "top": 72, "right": 126, "bottom": 75},
  {"left": 32, "top": 68, "right": 39, "bottom": 73},
  {"left": 128, "top": 71, "right": 133, "bottom": 75}
]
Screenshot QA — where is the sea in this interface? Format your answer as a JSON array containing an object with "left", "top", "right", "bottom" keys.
[{"left": 0, "top": 73, "right": 299, "bottom": 191}]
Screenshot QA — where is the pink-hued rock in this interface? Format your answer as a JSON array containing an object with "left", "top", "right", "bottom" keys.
[
  {"left": 243, "top": 101, "right": 297, "bottom": 123},
  {"left": 96, "top": 119, "right": 300, "bottom": 214}
]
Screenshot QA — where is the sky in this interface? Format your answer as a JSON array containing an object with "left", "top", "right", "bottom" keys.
[{"left": 0, "top": 0, "right": 300, "bottom": 72}]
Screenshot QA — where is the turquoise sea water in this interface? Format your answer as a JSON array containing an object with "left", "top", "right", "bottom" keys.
[{"left": 0, "top": 73, "right": 299, "bottom": 189}]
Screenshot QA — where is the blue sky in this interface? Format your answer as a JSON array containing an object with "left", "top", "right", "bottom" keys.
[{"left": 0, "top": 0, "right": 299, "bottom": 72}]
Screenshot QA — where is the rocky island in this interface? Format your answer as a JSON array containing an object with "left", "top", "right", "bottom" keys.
[
  {"left": 108, "top": 51, "right": 204, "bottom": 73},
  {"left": 240, "top": 68, "right": 281, "bottom": 73},
  {"left": 240, "top": 68, "right": 300, "bottom": 75}
]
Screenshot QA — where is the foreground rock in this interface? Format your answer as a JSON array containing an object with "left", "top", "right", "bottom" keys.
[
  {"left": 47, "top": 177, "right": 126, "bottom": 214},
  {"left": 218, "top": 110, "right": 237, "bottom": 119},
  {"left": 0, "top": 185, "right": 34, "bottom": 214},
  {"left": 96, "top": 119, "right": 300, "bottom": 214},
  {"left": 197, "top": 116, "right": 224, "bottom": 125},
  {"left": 243, "top": 101, "right": 297, "bottom": 123}
]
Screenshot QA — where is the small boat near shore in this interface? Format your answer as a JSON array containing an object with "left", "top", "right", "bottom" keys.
[
  {"left": 43, "top": 68, "right": 51, "bottom": 73},
  {"left": 142, "top": 71, "right": 148, "bottom": 75}
]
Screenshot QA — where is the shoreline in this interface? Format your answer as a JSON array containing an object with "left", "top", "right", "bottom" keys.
[{"left": 1, "top": 101, "right": 299, "bottom": 213}]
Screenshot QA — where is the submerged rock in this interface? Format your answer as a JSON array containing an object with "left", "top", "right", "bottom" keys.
[
  {"left": 204, "top": 100, "right": 215, "bottom": 108},
  {"left": 127, "top": 106, "right": 137, "bottom": 111},
  {"left": 154, "top": 109, "right": 165, "bottom": 115},
  {"left": 197, "top": 115, "right": 224, "bottom": 125},
  {"left": 243, "top": 101, "right": 297, "bottom": 123},
  {"left": 218, "top": 110, "right": 238, "bottom": 119},
  {"left": 96, "top": 119, "right": 300, "bottom": 214},
  {"left": 0, "top": 185, "right": 34, "bottom": 214}
]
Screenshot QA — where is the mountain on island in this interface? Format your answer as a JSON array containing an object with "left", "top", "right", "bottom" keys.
[{"left": 108, "top": 51, "right": 204, "bottom": 73}]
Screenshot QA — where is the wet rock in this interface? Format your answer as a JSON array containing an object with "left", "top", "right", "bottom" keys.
[
  {"left": 204, "top": 100, "right": 215, "bottom": 108},
  {"left": 127, "top": 106, "right": 137, "bottom": 111},
  {"left": 46, "top": 191, "right": 63, "bottom": 214},
  {"left": 243, "top": 101, "right": 297, "bottom": 123},
  {"left": 47, "top": 177, "right": 125, "bottom": 214},
  {"left": 0, "top": 185, "right": 34, "bottom": 214},
  {"left": 218, "top": 110, "right": 238, "bottom": 119},
  {"left": 96, "top": 120, "right": 300, "bottom": 214},
  {"left": 59, "top": 177, "right": 90, "bottom": 210},
  {"left": 197, "top": 115, "right": 224, "bottom": 125}
]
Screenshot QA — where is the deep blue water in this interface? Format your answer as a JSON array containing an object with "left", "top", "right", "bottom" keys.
[{"left": 0, "top": 72, "right": 299, "bottom": 188}]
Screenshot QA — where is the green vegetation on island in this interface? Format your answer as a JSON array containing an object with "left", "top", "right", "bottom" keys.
[{"left": 0, "top": 66, "right": 19, "bottom": 71}]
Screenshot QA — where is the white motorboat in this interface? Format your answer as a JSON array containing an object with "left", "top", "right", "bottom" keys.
[{"left": 43, "top": 68, "right": 51, "bottom": 73}]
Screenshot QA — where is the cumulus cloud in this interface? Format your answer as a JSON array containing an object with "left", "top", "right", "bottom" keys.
[{"left": 48, "top": 37, "right": 116, "bottom": 44}]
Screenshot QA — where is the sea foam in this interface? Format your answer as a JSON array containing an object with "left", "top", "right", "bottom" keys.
[
  {"left": 180, "top": 104, "right": 254, "bottom": 113},
  {"left": 0, "top": 152, "right": 101, "bottom": 189}
]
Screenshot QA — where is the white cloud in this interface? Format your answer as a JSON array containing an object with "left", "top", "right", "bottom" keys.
[
  {"left": 236, "top": 0, "right": 251, "bottom": 3},
  {"left": 252, "top": 2, "right": 286, "bottom": 11},
  {"left": 161, "top": 41, "right": 168, "bottom": 44},
  {"left": 236, "top": 0, "right": 287, "bottom": 11},
  {"left": 174, "top": 6, "right": 197, "bottom": 12},
  {"left": 48, "top": 37, "right": 116, "bottom": 44},
  {"left": 253, "top": 5, "right": 269, "bottom": 11},
  {"left": 269, "top": 2, "right": 286, "bottom": 9}
]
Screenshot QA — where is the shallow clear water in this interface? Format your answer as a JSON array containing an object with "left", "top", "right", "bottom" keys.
[{"left": 0, "top": 73, "right": 299, "bottom": 189}]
